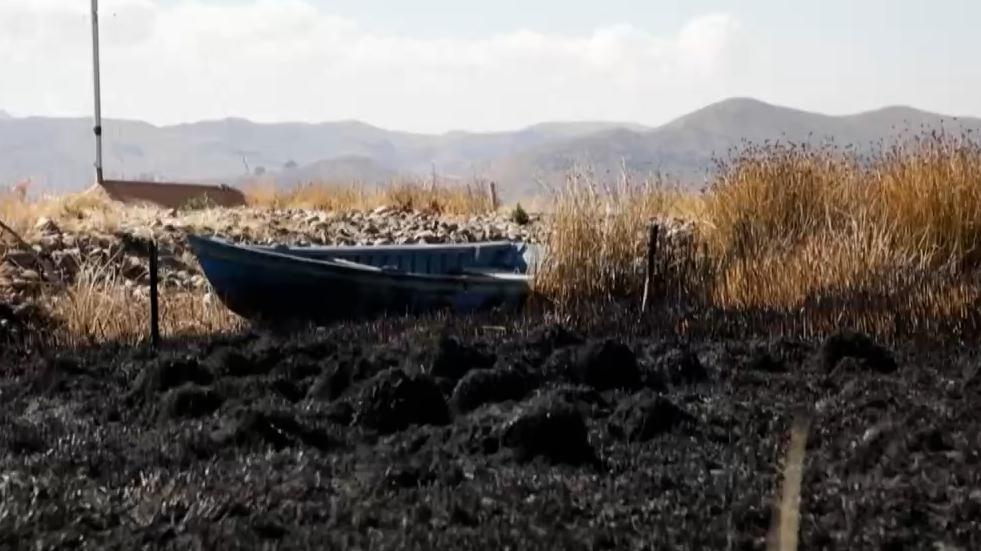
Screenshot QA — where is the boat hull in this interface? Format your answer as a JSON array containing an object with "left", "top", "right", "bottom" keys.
[{"left": 188, "top": 236, "right": 534, "bottom": 323}]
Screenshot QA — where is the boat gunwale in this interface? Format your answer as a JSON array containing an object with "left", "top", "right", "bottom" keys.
[
  {"left": 251, "top": 239, "right": 535, "bottom": 256},
  {"left": 188, "top": 234, "right": 534, "bottom": 287}
]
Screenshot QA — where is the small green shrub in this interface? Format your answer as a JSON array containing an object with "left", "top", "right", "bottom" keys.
[
  {"left": 510, "top": 203, "right": 530, "bottom": 225},
  {"left": 180, "top": 194, "right": 217, "bottom": 212}
]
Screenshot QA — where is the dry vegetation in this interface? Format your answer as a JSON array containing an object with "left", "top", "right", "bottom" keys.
[
  {"left": 0, "top": 185, "right": 122, "bottom": 249},
  {"left": 243, "top": 179, "right": 499, "bottom": 215},
  {"left": 531, "top": 171, "right": 702, "bottom": 308},
  {"left": 6, "top": 131, "right": 981, "bottom": 345},
  {"left": 536, "top": 130, "right": 981, "bottom": 340},
  {"left": 45, "top": 257, "right": 244, "bottom": 347}
]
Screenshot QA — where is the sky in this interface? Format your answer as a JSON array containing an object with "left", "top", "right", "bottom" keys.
[{"left": 1, "top": 0, "right": 979, "bottom": 133}]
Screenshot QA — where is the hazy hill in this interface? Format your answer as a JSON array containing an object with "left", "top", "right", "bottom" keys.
[
  {"left": 0, "top": 114, "right": 633, "bottom": 194},
  {"left": 490, "top": 99, "right": 981, "bottom": 190},
  {"left": 272, "top": 155, "right": 401, "bottom": 188},
  {"left": 1, "top": 98, "right": 979, "bottom": 199}
]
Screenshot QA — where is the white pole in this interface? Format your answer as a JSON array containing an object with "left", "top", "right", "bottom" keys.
[{"left": 90, "top": 0, "right": 104, "bottom": 184}]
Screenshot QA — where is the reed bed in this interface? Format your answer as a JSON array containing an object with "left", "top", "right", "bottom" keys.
[
  {"left": 536, "top": 131, "right": 981, "bottom": 341},
  {"left": 531, "top": 170, "right": 695, "bottom": 309}
]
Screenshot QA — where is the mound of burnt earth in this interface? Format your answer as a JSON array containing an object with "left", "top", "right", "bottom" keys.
[
  {"left": 821, "top": 330, "right": 898, "bottom": 373},
  {"left": 158, "top": 384, "right": 224, "bottom": 420},
  {"left": 523, "top": 323, "right": 585, "bottom": 364},
  {"left": 429, "top": 336, "right": 496, "bottom": 381},
  {"left": 380, "top": 454, "right": 466, "bottom": 491},
  {"left": 0, "top": 302, "right": 23, "bottom": 345},
  {"left": 0, "top": 301, "right": 55, "bottom": 348},
  {"left": 451, "top": 366, "right": 535, "bottom": 413},
  {"left": 643, "top": 347, "right": 708, "bottom": 387},
  {"left": 608, "top": 391, "right": 693, "bottom": 442},
  {"left": 29, "top": 356, "right": 92, "bottom": 394},
  {"left": 355, "top": 368, "right": 450, "bottom": 434},
  {"left": 501, "top": 393, "right": 597, "bottom": 466},
  {"left": 543, "top": 338, "right": 642, "bottom": 391},
  {"left": 305, "top": 345, "right": 387, "bottom": 401},
  {"left": 307, "top": 362, "right": 353, "bottom": 401},
  {"left": 205, "top": 344, "right": 280, "bottom": 377},
  {"left": 127, "top": 356, "right": 214, "bottom": 402},
  {"left": 744, "top": 345, "right": 787, "bottom": 373},
  {"left": 210, "top": 409, "right": 335, "bottom": 452},
  {"left": 1, "top": 319, "right": 979, "bottom": 549}
]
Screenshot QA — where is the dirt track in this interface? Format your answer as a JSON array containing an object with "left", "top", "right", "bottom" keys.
[{"left": 1, "top": 315, "right": 980, "bottom": 550}]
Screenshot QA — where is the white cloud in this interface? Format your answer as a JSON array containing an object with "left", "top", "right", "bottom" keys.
[
  {"left": 677, "top": 14, "right": 743, "bottom": 77},
  {"left": 0, "top": 0, "right": 744, "bottom": 132}
]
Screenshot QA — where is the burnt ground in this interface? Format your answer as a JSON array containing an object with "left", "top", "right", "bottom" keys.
[{"left": 1, "top": 316, "right": 980, "bottom": 550}]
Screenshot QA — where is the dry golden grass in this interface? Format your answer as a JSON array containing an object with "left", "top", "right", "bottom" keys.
[
  {"left": 532, "top": 171, "right": 694, "bottom": 308},
  {"left": 703, "top": 134, "right": 981, "bottom": 319},
  {"left": 244, "top": 179, "right": 498, "bottom": 215},
  {"left": 44, "top": 256, "right": 244, "bottom": 347},
  {"left": 1, "top": 185, "right": 123, "bottom": 245},
  {"left": 703, "top": 142, "right": 858, "bottom": 258},
  {"left": 538, "top": 131, "right": 981, "bottom": 339},
  {"left": 870, "top": 133, "right": 981, "bottom": 266},
  {"left": 1, "top": 188, "right": 43, "bottom": 245}
]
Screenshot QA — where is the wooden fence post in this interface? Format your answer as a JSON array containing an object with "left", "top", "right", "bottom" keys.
[
  {"left": 488, "top": 181, "right": 499, "bottom": 211},
  {"left": 641, "top": 223, "right": 659, "bottom": 314},
  {"left": 148, "top": 239, "right": 160, "bottom": 348}
]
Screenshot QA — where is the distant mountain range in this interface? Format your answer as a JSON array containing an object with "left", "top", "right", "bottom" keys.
[{"left": 2, "top": 98, "right": 980, "bottom": 199}]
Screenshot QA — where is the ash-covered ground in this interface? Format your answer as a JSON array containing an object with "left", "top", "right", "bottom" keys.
[{"left": 1, "top": 314, "right": 980, "bottom": 550}]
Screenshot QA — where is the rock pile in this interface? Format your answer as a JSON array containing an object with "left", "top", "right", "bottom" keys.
[{"left": 0, "top": 205, "right": 547, "bottom": 305}]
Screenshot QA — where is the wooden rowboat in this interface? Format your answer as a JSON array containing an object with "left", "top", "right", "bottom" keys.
[
  {"left": 100, "top": 179, "right": 246, "bottom": 209},
  {"left": 188, "top": 235, "right": 540, "bottom": 323}
]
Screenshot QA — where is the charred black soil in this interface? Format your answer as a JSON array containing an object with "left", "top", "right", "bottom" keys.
[{"left": 1, "top": 315, "right": 980, "bottom": 550}]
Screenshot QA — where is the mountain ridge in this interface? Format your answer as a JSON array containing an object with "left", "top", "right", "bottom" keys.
[{"left": 2, "top": 98, "right": 980, "bottom": 198}]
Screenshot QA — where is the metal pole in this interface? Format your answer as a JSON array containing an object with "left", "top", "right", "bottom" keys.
[
  {"left": 149, "top": 240, "right": 160, "bottom": 348},
  {"left": 90, "top": 0, "right": 104, "bottom": 185}
]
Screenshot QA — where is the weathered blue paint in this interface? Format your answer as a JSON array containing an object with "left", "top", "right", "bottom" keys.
[{"left": 188, "top": 235, "right": 540, "bottom": 323}]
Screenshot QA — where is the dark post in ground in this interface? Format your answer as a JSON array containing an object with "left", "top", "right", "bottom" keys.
[
  {"left": 641, "top": 223, "right": 659, "bottom": 314},
  {"left": 489, "top": 181, "right": 499, "bottom": 211},
  {"left": 148, "top": 239, "right": 160, "bottom": 348}
]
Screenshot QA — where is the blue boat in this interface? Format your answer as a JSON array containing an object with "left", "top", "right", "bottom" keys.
[{"left": 187, "top": 235, "right": 541, "bottom": 323}]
